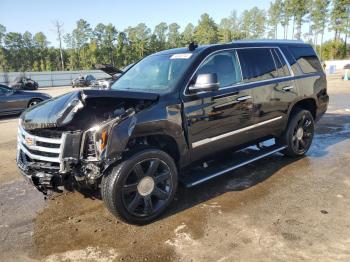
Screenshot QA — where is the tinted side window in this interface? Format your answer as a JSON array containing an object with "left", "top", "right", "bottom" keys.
[
  {"left": 271, "top": 48, "right": 291, "bottom": 77},
  {"left": 197, "top": 50, "right": 242, "bottom": 88},
  {"left": 237, "top": 48, "right": 278, "bottom": 83},
  {"left": 289, "top": 47, "right": 323, "bottom": 74},
  {"left": 279, "top": 46, "right": 300, "bottom": 75}
]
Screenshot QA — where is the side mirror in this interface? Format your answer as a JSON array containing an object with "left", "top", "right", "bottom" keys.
[{"left": 188, "top": 73, "right": 220, "bottom": 93}]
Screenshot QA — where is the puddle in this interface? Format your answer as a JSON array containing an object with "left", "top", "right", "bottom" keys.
[{"left": 1, "top": 113, "right": 350, "bottom": 261}]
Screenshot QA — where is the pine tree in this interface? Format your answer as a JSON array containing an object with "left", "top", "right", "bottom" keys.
[
  {"left": 194, "top": 13, "right": 219, "bottom": 44},
  {"left": 268, "top": 0, "right": 282, "bottom": 39}
]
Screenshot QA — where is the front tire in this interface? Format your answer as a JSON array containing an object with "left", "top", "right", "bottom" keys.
[
  {"left": 101, "top": 148, "right": 178, "bottom": 224},
  {"left": 279, "top": 109, "right": 315, "bottom": 157}
]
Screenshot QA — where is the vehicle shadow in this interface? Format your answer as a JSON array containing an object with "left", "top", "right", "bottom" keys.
[
  {"left": 67, "top": 113, "right": 350, "bottom": 222},
  {"left": 162, "top": 113, "right": 350, "bottom": 221},
  {"left": 165, "top": 154, "right": 298, "bottom": 220},
  {"left": 0, "top": 114, "right": 20, "bottom": 122}
]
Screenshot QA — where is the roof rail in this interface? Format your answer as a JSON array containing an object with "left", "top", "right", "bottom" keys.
[{"left": 232, "top": 39, "right": 305, "bottom": 44}]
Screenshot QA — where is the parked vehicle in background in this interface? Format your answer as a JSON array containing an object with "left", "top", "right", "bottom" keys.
[
  {"left": 9, "top": 77, "right": 39, "bottom": 90},
  {"left": 94, "top": 64, "right": 134, "bottom": 89},
  {"left": 17, "top": 40, "right": 328, "bottom": 224},
  {"left": 71, "top": 75, "right": 96, "bottom": 88},
  {"left": 0, "top": 84, "right": 51, "bottom": 116}
]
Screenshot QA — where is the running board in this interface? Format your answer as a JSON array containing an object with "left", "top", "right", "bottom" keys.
[{"left": 180, "top": 144, "right": 287, "bottom": 188}]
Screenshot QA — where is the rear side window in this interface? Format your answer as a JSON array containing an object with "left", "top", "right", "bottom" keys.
[
  {"left": 196, "top": 50, "right": 242, "bottom": 88},
  {"left": 289, "top": 47, "right": 323, "bottom": 74},
  {"left": 271, "top": 48, "right": 291, "bottom": 77},
  {"left": 237, "top": 48, "right": 278, "bottom": 83}
]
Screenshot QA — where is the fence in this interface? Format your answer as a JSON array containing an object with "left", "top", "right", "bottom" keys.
[
  {"left": 324, "top": 60, "right": 350, "bottom": 72},
  {"left": 0, "top": 70, "right": 111, "bottom": 87}
]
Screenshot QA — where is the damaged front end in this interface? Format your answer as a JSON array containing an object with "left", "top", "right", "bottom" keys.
[{"left": 16, "top": 89, "right": 157, "bottom": 194}]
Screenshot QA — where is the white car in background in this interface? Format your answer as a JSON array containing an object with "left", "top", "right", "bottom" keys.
[{"left": 93, "top": 63, "right": 134, "bottom": 89}]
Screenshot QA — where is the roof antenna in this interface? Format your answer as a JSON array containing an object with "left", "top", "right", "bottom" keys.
[{"left": 188, "top": 42, "right": 198, "bottom": 51}]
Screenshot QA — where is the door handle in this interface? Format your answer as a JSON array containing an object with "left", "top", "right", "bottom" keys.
[
  {"left": 236, "top": 95, "right": 252, "bottom": 102},
  {"left": 282, "top": 86, "right": 294, "bottom": 92}
]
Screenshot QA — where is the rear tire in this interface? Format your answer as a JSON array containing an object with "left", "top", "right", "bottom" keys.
[
  {"left": 28, "top": 98, "right": 42, "bottom": 108},
  {"left": 279, "top": 108, "right": 315, "bottom": 157},
  {"left": 101, "top": 148, "right": 178, "bottom": 225}
]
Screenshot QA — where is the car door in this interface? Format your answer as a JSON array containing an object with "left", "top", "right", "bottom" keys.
[
  {"left": 0, "top": 85, "right": 27, "bottom": 114},
  {"left": 182, "top": 49, "right": 254, "bottom": 162},
  {"left": 0, "top": 86, "right": 9, "bottom": 114},
  {"left": 236, "top": 47, "right": 297, "bottom": 140}
]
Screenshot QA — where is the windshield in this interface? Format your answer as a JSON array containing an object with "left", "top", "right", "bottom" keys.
[{"left": 111, "top": 53, "right": 193, "bottom": 92}]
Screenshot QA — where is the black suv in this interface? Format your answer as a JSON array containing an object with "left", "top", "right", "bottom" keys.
[{"left": 17, "top": 40, "right": 328, "bottom": 224}]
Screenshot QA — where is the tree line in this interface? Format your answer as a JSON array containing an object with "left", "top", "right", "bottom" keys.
[{"left": 0, "top": 0, "right": 349, "bottom": 72}]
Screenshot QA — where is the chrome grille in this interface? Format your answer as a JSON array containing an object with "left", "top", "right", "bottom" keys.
[{"left": 17, "top": 125, "right": 63, "bottom": 163}]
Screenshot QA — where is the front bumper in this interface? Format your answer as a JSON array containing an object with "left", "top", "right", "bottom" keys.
[
  {"left": 17, "top": 146, "right": 66, "bottom": 194},
  {"left": 16, "top": 125, "right": 83, "bottom": 194}
]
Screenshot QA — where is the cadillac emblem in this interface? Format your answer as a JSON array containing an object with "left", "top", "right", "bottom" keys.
[{"left": 25, "top": 136, "right": 35, "bottom": 146}]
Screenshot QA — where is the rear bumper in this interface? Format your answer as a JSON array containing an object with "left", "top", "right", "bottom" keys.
[{"left": 316, "top": 94, "right": 329, "bottom": 122}]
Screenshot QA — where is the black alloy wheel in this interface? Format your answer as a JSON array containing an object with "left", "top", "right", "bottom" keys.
[
  {"left": 121, "top": 158, "right": 173, "bottom": 217},
  {"left": 291, "top": 114, "right": 313, "bottom": 154},
  {"left": 102, "top": 148, "right": 178, "bottom": 224},
  {"left": 280, "top": 108, "right": 315, "bottom": 157}
]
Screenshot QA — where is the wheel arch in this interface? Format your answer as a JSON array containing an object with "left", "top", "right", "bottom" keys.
[
  {"left": 127, "top": 134, "right": 181, "bottom": 165},
  {"left": 27, "top": 97, "right": 43, "bottom": 107},
  {"left": 288, "top": 98, "right": 317, "bottom": 120}
]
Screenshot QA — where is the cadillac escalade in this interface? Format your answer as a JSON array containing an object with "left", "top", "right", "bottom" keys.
[{"left": 16, "top": 40, "right": 328, "bottom": 224}]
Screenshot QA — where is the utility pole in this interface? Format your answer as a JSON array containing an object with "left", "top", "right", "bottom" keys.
[{"left": 53, "top": 20, "right": 65, "bottom": 71}]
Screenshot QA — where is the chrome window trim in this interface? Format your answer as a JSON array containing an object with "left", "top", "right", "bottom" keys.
[
  {"left": 270, "top": 48, "right": 279, "bottom": 78},
  {"left": 191, "top": 116, "right": 283, "bottom": 148},
  {"left": 183, "top": 46, "right": 294, "bottom": 97},
  {"left": 275, "top": 47, "right": 294, "bottom": 76}
]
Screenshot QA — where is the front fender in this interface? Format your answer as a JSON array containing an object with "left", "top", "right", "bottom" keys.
[{"left": 105, "top": 114, "right": 137, "bottom": 160}]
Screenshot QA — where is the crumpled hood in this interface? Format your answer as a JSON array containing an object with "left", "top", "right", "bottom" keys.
[
  {"left": 20, "top": 90, "right": 159, "bottom": 131},
  {"left": 21, "top": 91, "right": 84, "bottom": 131}
]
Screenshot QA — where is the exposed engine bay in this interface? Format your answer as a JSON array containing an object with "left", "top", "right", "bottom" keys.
[
  {"left": 17, "top": 90, "right": 158, "bottom": 194},
  {"left": 20, "top": 90, "right": 157, "bottom": 131}
]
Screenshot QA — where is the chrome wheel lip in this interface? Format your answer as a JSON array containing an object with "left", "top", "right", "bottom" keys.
[{"left": 121, "top": 158, "right": 173, "bottom": 217}]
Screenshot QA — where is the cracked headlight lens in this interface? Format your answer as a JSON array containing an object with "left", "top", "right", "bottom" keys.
[{"left": 83, "top": 119, "right": 115, "bottom": 160}]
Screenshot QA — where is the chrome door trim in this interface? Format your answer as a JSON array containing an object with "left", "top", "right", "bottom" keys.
[{"left": 191, "top": 116, "right": 283, "bottom": 148}]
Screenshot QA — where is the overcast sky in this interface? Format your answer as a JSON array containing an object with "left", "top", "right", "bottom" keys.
[{"left": 0, "top": 0, "right": 333, "bottom": 47}]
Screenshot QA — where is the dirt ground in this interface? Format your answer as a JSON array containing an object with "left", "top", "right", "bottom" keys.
[{"left": 1, "top": 77, "right": 350, "bottom": 262}]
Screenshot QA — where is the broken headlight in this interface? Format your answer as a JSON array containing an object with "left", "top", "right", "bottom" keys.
[{"left": 82, "top": 119, "right": 115, "bottom": 160}]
